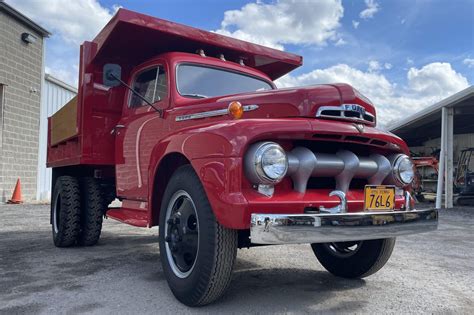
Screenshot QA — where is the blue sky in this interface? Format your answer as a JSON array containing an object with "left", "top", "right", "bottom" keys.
[{"left": 7, "top": 0, "right": 474, "bottom": 125}]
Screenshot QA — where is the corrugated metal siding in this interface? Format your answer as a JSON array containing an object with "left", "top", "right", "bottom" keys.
[{"left": 36, "top": 75, "right": 77, "bottom": 200}]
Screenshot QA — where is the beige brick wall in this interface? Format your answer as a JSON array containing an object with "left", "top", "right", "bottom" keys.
[{"left": 0, "top": 10, "right": 44, "bottom": 202}]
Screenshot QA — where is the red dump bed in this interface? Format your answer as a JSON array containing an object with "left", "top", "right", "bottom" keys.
[{"left": 46, "top": 8, "right": 302, "bottom": 168}]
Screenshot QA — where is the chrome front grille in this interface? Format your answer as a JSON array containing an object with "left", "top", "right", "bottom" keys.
[
  {"left": 287, "top": 147, "right": 395, "bottom": 193},
  {"left": 316, "top": 104, "right": 375, "bottom": 123}
]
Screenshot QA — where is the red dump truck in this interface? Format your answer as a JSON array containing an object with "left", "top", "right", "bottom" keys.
[{"left": 47, "top": 9, "right": 438, "bottom": 306}]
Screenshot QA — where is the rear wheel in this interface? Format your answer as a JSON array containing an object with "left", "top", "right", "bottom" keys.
[
  {"left": 311, "top": 238, "right": 396, "bottom": 278},
  {"left": 78, "top": 177, "right": 106, "bottom": 246},
  {"left": 52, "top": 176, "right": 81, "bottom": 247},
  {"left": 159, "top": 165, "right": 237, "bottom": 306}
]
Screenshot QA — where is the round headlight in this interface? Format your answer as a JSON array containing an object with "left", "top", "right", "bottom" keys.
[
  {"left": 393, "top": 155, "right": 414, "bottom": 185},
  {"left": 245, "top": 142, "right": 288, "bottom": 184}
]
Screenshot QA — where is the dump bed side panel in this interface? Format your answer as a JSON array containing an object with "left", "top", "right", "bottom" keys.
[
  {"left": 50, "top": 96, "right": 78, "bottom": 146},
  {"left": 47, "top": 41, "right": 123, "bottom": 168}
]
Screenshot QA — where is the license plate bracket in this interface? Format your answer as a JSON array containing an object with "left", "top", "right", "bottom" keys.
[{"left": 364, "top": 185, "right": 396, "bottom": 211}]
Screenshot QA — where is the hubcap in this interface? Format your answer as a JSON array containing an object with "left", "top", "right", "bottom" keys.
[
  {"left": 164, "top": 190, "right": 199, "bottom": 278},
  {"left": 53, "top": 193, "right": 60, "bottom": 234},
  {"left": 325, "top": 241, "right": 362, "bottom": 258}
]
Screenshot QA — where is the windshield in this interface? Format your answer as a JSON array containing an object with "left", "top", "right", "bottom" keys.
[{"left": 177, "top": 64, "right": 273, "bottom": 98}]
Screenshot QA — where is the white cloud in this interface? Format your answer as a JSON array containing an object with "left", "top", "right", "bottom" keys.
[
  {"left": 367, "top": 60, "right": 391, "bottom": 72},
  {"left": 215, "top": 0, "right": 344, "bottom": 50},
  {"left": 360, "top": 0, "right": 380, "bottom": 19},
  {"left": 334, "top": 38, "right": 347, "bottom": 46},
  {"left": 463, "top": 58, "right": 474, "bottom": 68},
  {"left": 368, "top": 60, "right": 381, "bottom": 72},
  {"left": 6, "top": 0, "right": 118, "bottom": 45},
  {"left": 406, "top": 62, "right": 469, "bottom": 98},
  {"left": 276, "top": 62, "right": 469, "bottom": 126},
  {"left": 45, "top": 65, "right": 79, "bottom": 87},
  {"left": 352, "top": 20, "right": 360, "bottom": 29}
]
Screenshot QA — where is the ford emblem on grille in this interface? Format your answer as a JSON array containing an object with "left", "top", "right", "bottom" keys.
[
  {"left": 354, "top": 123, "right": 365, "bottom": 133},
  {"left": 343, "top": 104, "right": 366, "bottom": 115},
  {"left": 315, "top": 103, "right": 374, "bottom": 124}
]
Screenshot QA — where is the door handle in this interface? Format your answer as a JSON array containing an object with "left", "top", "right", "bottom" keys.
[{"left": 111, "top": 124, "right": 125, "bottom": 135}]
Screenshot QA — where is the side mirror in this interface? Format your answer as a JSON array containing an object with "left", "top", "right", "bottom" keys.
[{"left": 103, "top": 63, "right": 122, "bottom": 87}]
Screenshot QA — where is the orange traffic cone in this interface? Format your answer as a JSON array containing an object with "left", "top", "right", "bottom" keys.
[{"left": 8, "top": 178, "right": 23, "bottom": 204}]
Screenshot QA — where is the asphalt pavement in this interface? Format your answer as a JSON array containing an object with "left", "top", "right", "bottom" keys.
[{"left": 0, "top": 204, "right": 473, "bottom": 314}]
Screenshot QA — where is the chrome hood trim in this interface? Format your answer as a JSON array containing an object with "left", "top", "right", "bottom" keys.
[{"left": 175, "top": 104, "right": 259, "bottom": 121}]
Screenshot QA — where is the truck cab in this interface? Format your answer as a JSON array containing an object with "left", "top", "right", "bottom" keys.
[{"left": 47, "top": 8, "right": 438, "bottom": 307}]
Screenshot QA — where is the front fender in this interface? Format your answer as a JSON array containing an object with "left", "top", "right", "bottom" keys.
[{"left": 147, "top": 118, "right": 410, "bottom": 229}]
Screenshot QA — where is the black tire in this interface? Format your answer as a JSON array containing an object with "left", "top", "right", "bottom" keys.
[
  {"left": 51, "top": 176, "right": 81, "bottom": 247},
  {"left": 159, "top": 165, "right": 237, "bottom": 306},
  {"left": 311, "top": 238, "right": 396, "bottom": 278},
  {"left": 78, "top": 177, "right": 105, "bottom": 246}
]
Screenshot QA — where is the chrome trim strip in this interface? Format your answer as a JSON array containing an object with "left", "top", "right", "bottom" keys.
[
  {"left": 250, "top": 208, "right": 438, "bottom": 245},
  {"left": 175, "top": 104, "right": 259, "bottom": 121}
]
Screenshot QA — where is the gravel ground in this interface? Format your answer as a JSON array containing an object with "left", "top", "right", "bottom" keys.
[{"left": 0, "top": 204, "right": 472, "bottom": 314}]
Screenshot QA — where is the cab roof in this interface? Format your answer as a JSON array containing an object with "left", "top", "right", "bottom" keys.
[{"left": 91, "top": 8, "right": 302, "bottom": 80}]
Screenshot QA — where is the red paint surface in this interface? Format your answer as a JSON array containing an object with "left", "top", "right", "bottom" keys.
[{"left": 47, "top": 8, "right": 412, "bottom": 230}]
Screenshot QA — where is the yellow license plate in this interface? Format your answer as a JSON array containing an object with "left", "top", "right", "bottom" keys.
[{"left": 364, "top": 185, "right": 395, "bottom": 211}]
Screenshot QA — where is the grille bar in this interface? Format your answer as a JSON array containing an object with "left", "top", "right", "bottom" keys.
[{"left": 287, "top": 147, "right": 392, "bottom": 193}]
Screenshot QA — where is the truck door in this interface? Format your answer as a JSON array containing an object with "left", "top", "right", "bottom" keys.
[{"left": 114, "top": 64, "right": 169, "bottom": 201}]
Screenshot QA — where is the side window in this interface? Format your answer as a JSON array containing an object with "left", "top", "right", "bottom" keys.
[{"left": 129, "top": 66, "right": 167, "bottom": 108}]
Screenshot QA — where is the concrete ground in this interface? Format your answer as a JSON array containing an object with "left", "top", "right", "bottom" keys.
[{"left": 0, "top": 204, "right": 472, "bottom": 314}]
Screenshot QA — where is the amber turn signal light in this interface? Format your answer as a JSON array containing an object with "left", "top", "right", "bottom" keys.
[{"left": 228, "top": 101, "right": 244, "bottom": 119}]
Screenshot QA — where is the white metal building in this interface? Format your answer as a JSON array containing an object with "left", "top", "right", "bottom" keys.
[
  {"left": 36, "top": 74, "right": 77, "bottom": 200},
  {"left": 388, "top": 86, "right": 474, "bottom": 209}
]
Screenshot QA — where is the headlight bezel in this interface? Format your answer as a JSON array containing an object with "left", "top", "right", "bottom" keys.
[
  {"left": 245, "top": 142, "right": 288, "bottom": 185},
  {"left": 393, "top": 154, "right": 415, "bottom": 186}
]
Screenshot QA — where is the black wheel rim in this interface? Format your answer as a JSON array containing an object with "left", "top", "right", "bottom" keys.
[
  {"left": 325, "top": 241, "right": 362, "bottom": 258},
  {"left": 164, "top": 190, "right": 199, "bottom": 278}
]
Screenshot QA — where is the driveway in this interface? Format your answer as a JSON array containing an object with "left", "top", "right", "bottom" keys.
[{"left": 0, "top": 204, "right": 472, "bottom": 314}]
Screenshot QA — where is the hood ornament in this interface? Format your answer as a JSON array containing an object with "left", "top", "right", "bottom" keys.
[{"left": 354, "top": 123, "right": 365, "bottom": 133}]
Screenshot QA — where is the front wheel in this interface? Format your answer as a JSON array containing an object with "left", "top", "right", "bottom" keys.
[
  {"left": 159, "top": 165, "right": 237, "bottom": 306},
  {"left": 311, "top": 238, "right": 396, "bottom": 278}
]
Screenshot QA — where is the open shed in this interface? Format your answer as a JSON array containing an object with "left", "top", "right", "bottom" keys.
[{"left": 388, "top": 86, "right": 474, "bottom": 208}]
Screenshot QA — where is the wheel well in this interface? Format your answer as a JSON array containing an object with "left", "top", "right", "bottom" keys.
[{"left": 150, "top": 153, "right": 190, "bottom": 226}]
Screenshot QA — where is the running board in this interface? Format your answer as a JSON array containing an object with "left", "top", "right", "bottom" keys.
[{"left": 107, "top": 199, "right": 149, "bottom": 227}]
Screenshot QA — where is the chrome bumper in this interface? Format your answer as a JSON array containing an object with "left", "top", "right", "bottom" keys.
[{"left": 250, "top": 209, "right": 438, "bottom": 245}]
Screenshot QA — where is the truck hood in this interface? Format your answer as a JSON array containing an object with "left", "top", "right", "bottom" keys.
[{"left": 181, "top": 83, "right": 377, "bottom": 126}]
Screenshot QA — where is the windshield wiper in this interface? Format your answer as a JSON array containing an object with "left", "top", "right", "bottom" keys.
[
  {"left": 106, "top": 72, "right": 162, "bottom": 116},
  {"left": 182, "top": 93, "right": 208, "bottom": 99}
]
